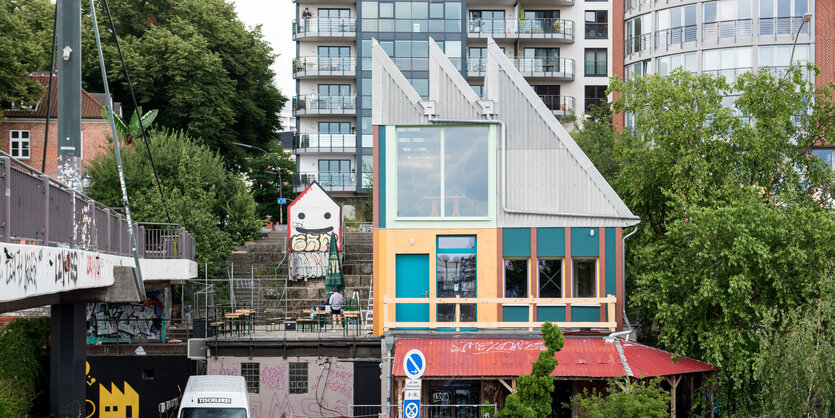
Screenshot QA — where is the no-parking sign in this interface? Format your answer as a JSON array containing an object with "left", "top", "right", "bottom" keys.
[{"left": 403, "top": 348, "right": 426, "bottom": 379}]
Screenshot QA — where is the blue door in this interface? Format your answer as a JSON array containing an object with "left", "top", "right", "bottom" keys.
[{"left": 395, "top": 254, "right": 429, "bottom": 328}]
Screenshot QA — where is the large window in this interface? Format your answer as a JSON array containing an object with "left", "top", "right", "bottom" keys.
[
  {"left": 573, "top": 259, "right": 596, "bottom": 297},
  {"left": 704, "top": 0, "right": 753, "bottom": 39},
  {"left": 10, "top": 130, "right": 29, "bottom": 159},
  {"left": 318, "top": 159, "right": 351, "bottom": 187},
  {"left": 318, "top": 122, "right": 351, "bottom": 133},
  {"left": 584, "top": 85, "right": 607, "bottom": 112},
  {"left": 538, "top": 259, "right": 562, "bottom": 298},
  {"left": 812, "top": 149, "right": 834, "bottom": 170},
  {"left": 469, "top": 10, "right": 506, "bottom": 34},
  {"left": 703, "top": 47, "right": 752, "bottom": 83},
  {"left": 759, "top": 0, "right": 807, "bottom": 35},
  {"left": 584, "top": 48, "right": 607, "bottom": 76},
  {"left": 504, "top": 259, "right": 528, "bottom": 297},
  {"left": 396, "top": 126, "right": 489, "bottom": 218},
  {"left": 584, "top": 11, "right": 607, "bottom": 39},
  {"left": 241, "top": 362, "right": 260, "bottom": 394},
  {"left": 657, "top": 4, "right": 697, "bottom": 46},
  {"left": 437, "top": 236, "right": 477, "bottom": 322},
  {"left": 656, "top": 52, "right": 697, "bottom": 76},
  {"left": 625, "top": 14, "right": 650, "bottom": 54}
]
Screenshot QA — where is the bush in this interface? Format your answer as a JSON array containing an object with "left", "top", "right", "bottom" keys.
[
  {"left": 570, "top": 377, "right": 668, "bottom": 418},
  {"left": 0, "top": 317, "right": 50, "bottom": 415}
]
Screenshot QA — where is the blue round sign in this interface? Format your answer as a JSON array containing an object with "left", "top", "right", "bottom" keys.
[{"left": 403, "top": 348, "right": 426, "bottom": 379}]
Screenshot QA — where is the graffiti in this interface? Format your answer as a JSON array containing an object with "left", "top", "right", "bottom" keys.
[
  {"left": 99, "top": 382, "right": 139, "bottom": 418},
  {"left": 450, "top": 340, "right": 546, "bottom": 355},
  {"left": 86, "top": 291, "right": 164, "bottom": 342},
  {"left": 77, "top": 202, "right": 96, "bottom": 250},
  {"left": 323, "top": 362, "right": 352, "bottom": 399},
  {"left": 1, "top": 246, "right": 42, "bottom": 292},
  {"left": 261, "top": 365, "right": 286, "bottom": 391},
  {"left": 289, "top": 252, "right": 328, "bottom": 281},
  {"left": 86, "top": 254, "right": 102, "bottom": 279},
  {"left": 290, "top": 232, "right": 331, "bottom": 252},
  {"left": 218, "top": 362, "right": 239, "bottom": 376},
  {"left": 433, "top": 392, "right": 450, "bottom": 404},
  {"left": 57, "top": 154, "right": 83, "bottom": 191},
  {"left": 53, "top": 250, "right": 79, "bottom": 286}
]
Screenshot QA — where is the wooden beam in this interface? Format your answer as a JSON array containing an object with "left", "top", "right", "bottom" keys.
[
  {"left": 384, "top": 321, "right": 617, "bottom": 330},
  {"left": 382, "top": 296, "right": 616, "bottom": 304},
  {"left": 498, "top": 379, "right": 514, "bottom": 393},
  {"left": 664, "top": 375, "right": 682, "bottom": 418}
]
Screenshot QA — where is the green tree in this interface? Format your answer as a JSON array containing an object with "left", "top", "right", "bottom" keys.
[
  {"left": 81, "top": 0, "right": 286, "bottom": 166},
  {"left": 496, "top": 322, "right": 565, "bottom": 417},
  {"left": 755, "top": 283, "right": 835, "bottom": 416},
  {"left": 244, "top": 141, "right": 296, "bottom": 224},
  {"left": 0, "top": 317, "right": 50, "bottom": 416},
  {"left": 0, "top": 0, "right": 52, "bottom": 122},
  {"left": 570, "top": 377, "right": 669, "bottom": 418},
  {"left": 608, "top": 66, "right": 835, "bottom": 413},
  {"left": 571, "top": 102, "right": 619, "bottom": 183},
  {"left": 87, "top": 130, "right": 261, "bottom": 264}
]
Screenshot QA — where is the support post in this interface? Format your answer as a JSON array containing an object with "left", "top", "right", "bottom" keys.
[
  {"left": 49, "top": 303, "right": 86, "bottom": 416},
  {"left": 1, "top": 157, "right": 9, "bottom": 242},
  {"left": 42, "top": 175, "right": 50, "bottom": 245},
  {"left": 665, "top": 375, "right": 682, "bottom": 418}
]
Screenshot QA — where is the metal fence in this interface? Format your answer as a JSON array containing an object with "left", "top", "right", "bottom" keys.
[
  {"left": 0, "top": 154, "right": 195, "bottom": 260},
  {"left": 349, "top": 403, "right": 498, "bottom": 418}
]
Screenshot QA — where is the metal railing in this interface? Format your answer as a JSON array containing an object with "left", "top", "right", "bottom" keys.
[
  {"left": 292, "top": 17, "right": 356, "bottom": 39},
  {"left": 702, "top": 18, "right": 753, "bottom": 42},
  {"left": 292, "top": 56, "right": 356, "bottom": 78},
  {"left": 538, "top": 95, "right": 575, "bottom": 116},
  {"left": 137, "top": 222, "right": 195, "bottom": 260},
  {"left": 0, "top": 154, "right": 195, "bottom": 260},
  {"left": 293, "top": 133, "right": 357, "bottom": 152},
  {"left": 293, "top": 94, "right": 356, "bottom": 116},
  {"left": 624, "top": 33, "right": 653, "bottom": 56},
  {"left": 293, "top": 171, "right": 357, "bottom": 191},
  {"left": 702, "top": 67, "right": 753, "bottom": 84},
  {"left": 467, "top": 18, "right": 575, "bottom": 40},
  {"left": 759, "top": 16, "right": 810, "bottom": 36},
  {"left": 512, "top": 57, "right": 575, "bottom": 79},
  {"left": 655, "top": 25, "right": 698, "bottom": 49},
  {"left": 624, "top": 0, "right": 652, "bottom": 14},
  {"left": 584, "top": 22, "right": 608, "bottom": 39},
  {"left": 351, "top": 404, "right": 498, "bottom": 418}
]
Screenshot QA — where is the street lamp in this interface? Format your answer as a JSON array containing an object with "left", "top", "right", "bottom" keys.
[
  {"left": 788, "top": 13, "right": 813, "bottom": 74},
  {"left": 232, "top": 141, "right": 285, "bottom": 225}
]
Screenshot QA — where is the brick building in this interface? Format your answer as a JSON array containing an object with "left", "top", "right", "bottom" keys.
[{"left": 1, "top": 73, "right": 121, "bottom": 177}]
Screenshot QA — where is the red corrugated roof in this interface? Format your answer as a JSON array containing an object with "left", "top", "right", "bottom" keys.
[{"left": 392, "top": 337, "right": 717, "bottom": 378}]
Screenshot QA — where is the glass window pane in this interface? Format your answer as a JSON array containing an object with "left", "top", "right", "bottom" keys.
[
  {"left": 397, "top": 127, "right": 441, "bottom": 217},
  {"left": 438, "top": 236, "right": 476, "bottom": 249},
  {"left": 443, "top": 127, "right": 488, "bottom": 216},
  {"left": 739, "top": 0, "right": 752, "bottom": 19},
  {"left": 538, "top": 259, "right": 562, "bottom": 298},
  {"left": 437, "top": 303, "right": 476, "bottom": 322},
  {"left": 795, "top": 0, "right": 807, "bottom": 16},
  {"left": 705, "top": 2, "right": 717, "bottom": 22},
  {"left": 413, "top": 2, "right": 428, "bottom": 19},
  {"left": 380, "top": 2, "right": 393, "bottom": 18},
  {"left": 430, "top": 3, "right": 444, "bottom": 18},
  {"left": 777, "top": 0, "right": 790, "bottom": 16},
  {"left": 704, "top": 50, "right": 720, "bottom": 70},
  {"left": 437, "top": 254, "right": 476, "bottom": 297},
  {"left": 504, "top": 259, "right": 528, "bottom": 297},
  {"left": 684, "top": 53, "right": 697, "bottom": 72},
  {"left": 738, "top": 47, "right": 752, "bottom": 68},
  {"left": 573, "top": 259, "right": 596, "bottom": 298},
  {"left": 445, "top": 41, "right": 462, "bottom": 58},
  {"left": 760, "top": 0, "right": 773, "bottom": 17},
  {"left": 685, "top": 5, "right": 697, "bottom": 25},
  {"left": 395, "top": 2, "right": 410, "bottom": 18},
  {"left": 812, "top": 149, "right": 833, "bottom": 168},
  {"left": 759, "top": 46, "right": 773, "bottom": 66},
  {"left": 362, "top": 2, "right": 378, "bottom": 19},
  {"left": 445, "top": 2, "right": 461, "bottom": 19}
]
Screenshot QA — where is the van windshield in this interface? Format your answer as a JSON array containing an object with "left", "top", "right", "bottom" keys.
[{"left": 180, "top": 408, "right": 247, "bottom": 418}]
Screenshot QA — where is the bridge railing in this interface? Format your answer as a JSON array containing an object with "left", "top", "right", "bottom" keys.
[{"left": 0, "top": 154, "right": 195, "bottom": 260}]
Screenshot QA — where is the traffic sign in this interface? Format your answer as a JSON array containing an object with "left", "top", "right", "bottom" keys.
[
  {"left": 277, "top": 197, "right": 287, "bottom": 204},
  {"left": 404, "top": 379, "right": 421, "bottom": 390},
  {"left": 404, "top": 389, "right": 420, "bottom": 400},
  {"left": 404, "top": 399, "right": 420, "bottom": 418},
  {"left": 403, "top": 349, "right": 426, "bottom": 379}
]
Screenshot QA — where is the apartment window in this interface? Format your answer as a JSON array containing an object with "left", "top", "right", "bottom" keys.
[
  {"left": 437, "top": 236, "right": 477, "bottom": 322},
  {"left": 538, "top": 259, "right": 562, "bottom": 298},
  {"left": 396, "top": 126, "right": 489, "bottom": 217},
  {"left": 10, "top": 130, "right": 30, "bottom": 159},
  {"left": 469, "top": 10, "right": 505, "bottom": 34},
  {"left": 812, "top": 149, "right": 834, "bottom": 170},
  {"left": 241, "top": 362, "right": 260, "bottom": 394},
  {"left": 703, "top": 47, "right": 753, "bottom": 83},
  {"left": 584, "top": 11, "right": 607, "bottom": 39},
  {"left": 289, "top": 362, "right": 308, "bottom": 394},
  {"left": 319, "top": 122, "right": 351, "bottom": 134},
  {"left": 573, "top": 259, "right": 597, "bottom": 297},
  {"left": 318, "top": 159, "right": 351, "bottom": 187},
  {"left": 584, "top": 85, "right": 607, "bottom": 112},
  {"left": 584, "top": 48, "right": 607, "bottom": 76},
  {"left": 533, "top": 85, "right": 562, "bottom": 112},
  {"left": 504, "top": 259, "right": 528, "bottom": 297}
]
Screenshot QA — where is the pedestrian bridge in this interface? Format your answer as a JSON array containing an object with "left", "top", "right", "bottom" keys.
[{"left": 0, "top": 155, "right": 198, "bottom": 312}]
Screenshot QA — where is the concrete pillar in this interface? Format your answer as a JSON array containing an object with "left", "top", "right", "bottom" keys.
[{"left": 49, "top": 303, "right": 86, "bottom": 417}]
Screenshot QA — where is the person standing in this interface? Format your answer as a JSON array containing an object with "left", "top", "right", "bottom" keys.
[
  {"left": 328, "top": 287, "right": 344, "bottom": 330},
  {"left": 301, "top": 8, "right": 312, "bottom": 33}
]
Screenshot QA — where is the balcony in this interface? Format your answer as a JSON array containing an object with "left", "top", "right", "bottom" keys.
[
  {"left": 293, "top": 133, "right": 357, "bottom": 153},
  {"left": 538, "top": 95, "right": 575, "bottom": 117},
  {"left": 467, "top": 18, "right": 575, "bottom": 42},
  {"left": 292, "top": 17, "right": 356, "bottom": 40},
  {"left": 293, "top": 94, "right": 356, "bottom": 116},
  {"left": 513, "top": 57, "right": 575, "bottom": 80},
  {"left": 293, "top": 56, "right": 356, "bottom": 79},
  {"left": 293, "top": 171, "right": 357, "bottom": 193}
]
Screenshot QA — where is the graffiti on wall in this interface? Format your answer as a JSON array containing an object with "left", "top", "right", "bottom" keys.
[
  {"left": 86, "top": 291, "right": 164, "bottom": 342},
  {"left": 0, "top": 242, "right": 125, "bottom": 303},
  {"left": 85, "top": 361, "right": 140, "bottom": 418},
  {"left": 209, "top": 356, "right": 353, "bottom": 418},
  {"left": 287, "top": 182, "right": 342, "bottom": 281}
]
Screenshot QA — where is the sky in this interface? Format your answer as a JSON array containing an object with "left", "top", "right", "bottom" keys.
[{"left": 230, "top": 0, "right": 296, "bottom": 115}]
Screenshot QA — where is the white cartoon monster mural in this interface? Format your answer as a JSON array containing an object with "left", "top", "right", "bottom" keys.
[{"left": 287, "top": 182, "right": 342, "bottom": 280}]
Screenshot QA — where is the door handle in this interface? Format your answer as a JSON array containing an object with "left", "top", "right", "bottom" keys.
[{"left": 423, "top": 291, "right": 428, "bottom": 298}]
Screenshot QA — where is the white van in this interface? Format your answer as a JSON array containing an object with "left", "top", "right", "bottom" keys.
[{"left": 178, "top": 375, "right": 251, "bottom": 418}]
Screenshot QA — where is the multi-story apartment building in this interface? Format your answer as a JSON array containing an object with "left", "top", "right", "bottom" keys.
[
  {"left": 292, "top": 0, "right": 615, "bottom": 199},
  {"left": 613, "top": 0, "right": 827, "bottom": 129}
]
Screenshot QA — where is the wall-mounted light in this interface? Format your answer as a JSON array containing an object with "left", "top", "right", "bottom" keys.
[
  {"left": 589, "top": 229, "right": 595, "bottom": 237},
  {"left": 410, "top": 238, "right": 415, "bottom": 245},
  {"left": 62, "top": 44, "right": 73, "bottom": 61}
]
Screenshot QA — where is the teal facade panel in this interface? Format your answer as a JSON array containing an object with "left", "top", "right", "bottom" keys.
[
  {"left": 572, "top": 306, "right": 600, "bottom": 323},
  {"left": 378, "top": 127, "right": 386, "bottom": 228},
  {"left": 536, "top": 306, "right": 566, "bottom": 322},
  {"left": 571, "top": 228, "right": 599, "bottom": 257},
  {"left": 502, "top": 228, "right": 531, "bottom": 257},
  {"left": 605, "top": 228, "right": 617, "bottom": 296},
  {"left": 502, "top": 306, "right": 529, "bottom": 322},
  {"left": 536, "top": 228, "right": 565, "bottom": 257}
]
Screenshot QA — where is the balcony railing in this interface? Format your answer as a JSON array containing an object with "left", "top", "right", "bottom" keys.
[
  {"left": 293, "top": 94, "right": 356, "bottom": 116},
  {"left": 292, "top": 17, "right": 356, "bottom": 39},
  {"left": 538, "top": 95, "right": 575, "bottom": 117},
  {"left": 759, "top": 16, "right": 810, "bottom": 37},
  {"left": 702, "top": 19, "right": 753, "bottom": 42},
  {"left": 467, "top": 18, "right": 575, "bottom": 41},
  {"left": 0, "top": 154, "right": 195, "bottom": 260},
  {"left": 137, "top": 223, "right": 195, "bottom": 260},
  {"left": 512, "top": 57, "right": 575, "bottom": 79},
  {"left": 293, "top": 56, "right": 356, "bottom": 78},
  {"left": 293, "top": 133, "right": 357, "bottom": 152},
  {"left": 293, "top": 171, "right": 357, "bottom": 192},
  {"left": 381, "top": 295, "right": 617, "bottom": 331},
  {"left": 655, "top": 25, "right": 697, "bottom": 50},
  {"left": 703, "top": 67, "right": 753, "bottom": 84}
]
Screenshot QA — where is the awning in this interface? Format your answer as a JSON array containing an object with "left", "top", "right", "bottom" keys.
[{"left": 392, "top": 337, "right": 718, "bottom": 378}]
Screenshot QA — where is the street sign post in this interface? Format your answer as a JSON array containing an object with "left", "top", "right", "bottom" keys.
[
  {"left": 404, "top": 389, "right": 420, "bottom": 400},
  {"left": 404, "top": 379, "right": 421, "bottom": 390},
  {"left": 277, "top": 197, "right": 287, "bottom": 204},
  {"left": 404, "top": 399, "right": 420, "bottom": 418}
]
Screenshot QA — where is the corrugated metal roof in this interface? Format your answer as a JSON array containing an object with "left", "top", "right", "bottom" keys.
[{"left": 392, "top": 337, "right": 717, "bottom": 378}]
